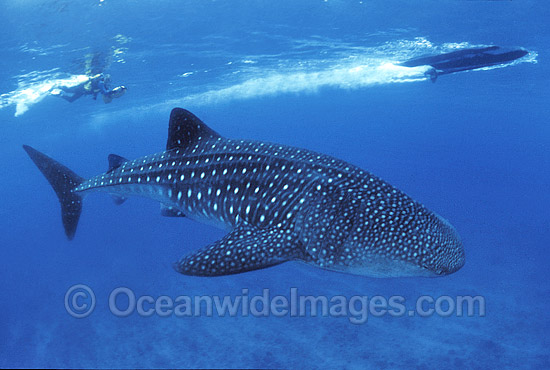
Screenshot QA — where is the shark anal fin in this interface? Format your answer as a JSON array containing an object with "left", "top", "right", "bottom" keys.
[
  {"left": 23, "top": 145, "right": 85, "bottom": 240},
  {"left": 111, "top": 195, "right": 127, "bottom": 205},
  {"left": 107, "top": 154, "right": 128, "bottom": 173},
  {"left": 160, "top": 204, "right": 185, "bottom": 217},
  {"left": 174, "top": 222, "right": 299, "bottom": 276},
  {"left": 166, "top": 108, "right": 222, "bottom": 151}
]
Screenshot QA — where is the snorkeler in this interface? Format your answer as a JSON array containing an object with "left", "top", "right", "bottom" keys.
[
  {"left": 50, "top": 73, "right": 127, "bottom": 103},
  {"left": 401, "top": 46, "right": 529, "bottom": 82}
]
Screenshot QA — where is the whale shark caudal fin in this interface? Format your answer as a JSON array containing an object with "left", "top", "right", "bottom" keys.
[
  {"left": 174, "top": 221, "right": 302, "bottom": 276},
  {"left": 23, "top": 145, "right": 85, "bottom": 240}
]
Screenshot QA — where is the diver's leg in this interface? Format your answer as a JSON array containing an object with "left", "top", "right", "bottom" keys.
[
  {"left": 61, "top": 90, "right": 85, "bottom": 103},
  {"left": 51, "top": 85, "right": 78, "bottom": 101}
]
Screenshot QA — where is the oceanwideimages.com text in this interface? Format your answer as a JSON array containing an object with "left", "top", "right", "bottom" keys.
[{"left": 65, "top": 285, "right": 485, "bottom": 324}]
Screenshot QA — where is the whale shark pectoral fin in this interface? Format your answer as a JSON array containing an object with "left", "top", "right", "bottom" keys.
[
  {"left": 160, "top": 204, "right": 186, "bottom": 217},
  {"left": 166, "top": 108, "right": 222, "bottom": 151},
  {"left": 174, "top": 222, "right": 299, "bottom": 276}
]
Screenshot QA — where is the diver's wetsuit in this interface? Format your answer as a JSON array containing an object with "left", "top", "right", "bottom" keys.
[
  {"left": 97, "top": 79, "right": 109, "bottom": 96},
  {"left": 54, "top": 75, "right": 126, "bottom": 103},
  {"left": 56, "top": 85, "right": 87, "bottom": 103}
]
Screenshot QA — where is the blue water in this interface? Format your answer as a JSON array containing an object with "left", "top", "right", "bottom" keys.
[{"left": 1, "top": 0, "right": 549, "bottom": 368}]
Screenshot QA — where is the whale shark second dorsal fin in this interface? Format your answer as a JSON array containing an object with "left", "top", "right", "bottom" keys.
[
  {"left": 107, "top": 154, "right": 128, "bottom": 173},
  {"left": 107, "top": 154, "right": 129, "bottom": 205},
  {"left": 166, "top": 108, "right": 221, "bottom": 150}
]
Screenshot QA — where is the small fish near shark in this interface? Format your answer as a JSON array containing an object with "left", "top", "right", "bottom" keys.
[{"left": 23, "top": 108, "right": 465, "bottom": 278}]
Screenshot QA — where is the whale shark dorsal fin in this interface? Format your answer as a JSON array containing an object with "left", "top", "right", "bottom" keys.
[
  {"left": 167, "top": 108, "right": 221, "bottom": 151},
  {"left": 174, "top": 222, "right": 302, "bottom": 276},
  {"left": 107, "top": 154, "right": 128, "bottom": 173}
]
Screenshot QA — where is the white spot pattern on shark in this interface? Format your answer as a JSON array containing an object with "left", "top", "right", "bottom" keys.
[{"left": 23, "top": 108, "right": 465, "bottom": 277}]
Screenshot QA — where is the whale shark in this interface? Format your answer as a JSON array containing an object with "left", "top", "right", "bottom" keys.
[{"left": 23, "top": 108, "right": 465, "bottom": 277}]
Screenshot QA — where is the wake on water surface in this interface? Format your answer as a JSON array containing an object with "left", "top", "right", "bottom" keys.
[{"left": 0, "top": 38, "right": 537, "bottom": 117}]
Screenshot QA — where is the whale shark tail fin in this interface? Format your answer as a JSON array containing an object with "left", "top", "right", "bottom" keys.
[{"left": 23, "top": 145, "right": 85, "bottom": 240}]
